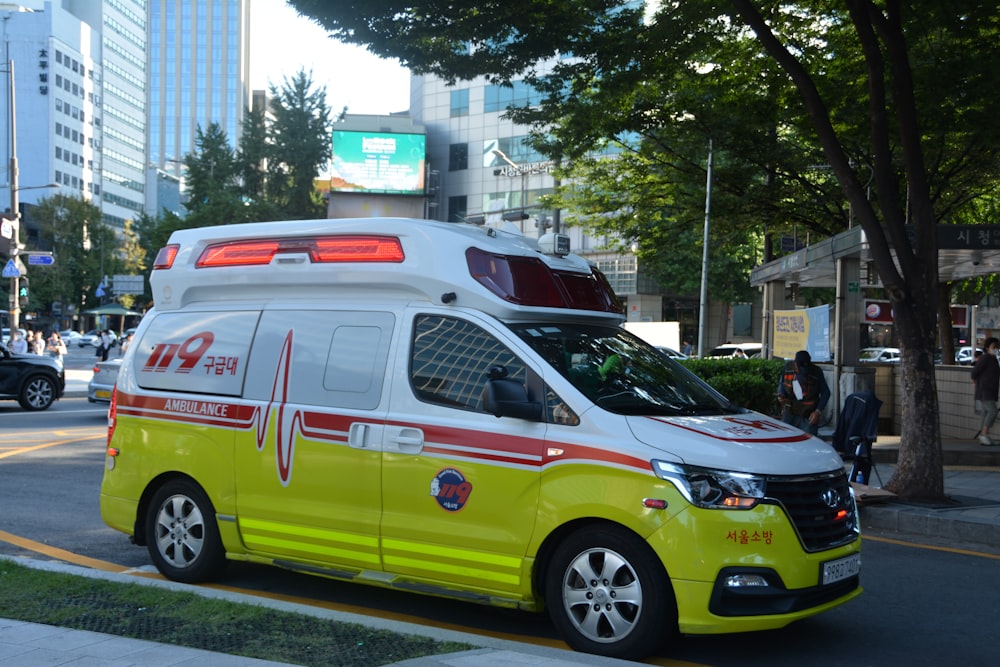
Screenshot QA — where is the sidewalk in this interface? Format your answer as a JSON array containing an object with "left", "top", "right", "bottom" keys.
[{"left": 856, "top": 435, "right": 1000, "bottom": 547}]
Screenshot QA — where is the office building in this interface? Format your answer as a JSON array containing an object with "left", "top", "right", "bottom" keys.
[
  {"left": 0, "top": 1, "right": 147, "bottom": 232},
  {"left": 146, "top": 0, "right": 250, "bottom": 175}
]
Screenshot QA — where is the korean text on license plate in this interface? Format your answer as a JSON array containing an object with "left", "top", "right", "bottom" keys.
[{"left": 821, "top": 553, "right": 860, "bottom": 585}]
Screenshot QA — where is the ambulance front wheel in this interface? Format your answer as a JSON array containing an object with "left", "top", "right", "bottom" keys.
[
  {"left": 145, "top": 478, "right": 227, "bottom": 583},
  {"left": 545, "top": 525, "right": 677, "bottom": 660}
]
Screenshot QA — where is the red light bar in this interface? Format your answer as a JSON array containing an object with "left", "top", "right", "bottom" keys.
[
  {"left": 195, "top": 235, "right": 405, "bottom": 268},
  {"left": 466, "top": 247, "right": 622, "bottom": 313},
  {"left": 153, "top": 244, "right": 179, "bottom": 269}
]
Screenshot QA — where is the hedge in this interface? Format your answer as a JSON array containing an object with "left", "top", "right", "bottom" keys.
[{"left": 680, "top": 358, "right": 786, "bottom": 417}]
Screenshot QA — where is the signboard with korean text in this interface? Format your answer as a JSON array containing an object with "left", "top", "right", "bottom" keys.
[{"left": 772, "top": 305, "right": 832, "bottom": 361}]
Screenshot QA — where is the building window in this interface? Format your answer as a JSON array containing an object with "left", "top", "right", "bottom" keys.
[
  {"left": 450, "top": 88, "right": 469, "bottom": 117},
  {"left": 448, "top": 143, "right": 468, "bottom": 172},
  {"left": 447, "top": 195, "right": 468, "bottom": 223},
  {"left": 592, "top": 253, "right": 638, "bottom": 296}
]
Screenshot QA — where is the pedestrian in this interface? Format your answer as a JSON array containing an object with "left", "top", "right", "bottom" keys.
[
  {"left": 98, "top": 329, "right": 112, "bottom": 361},
  {"left": 971, "top": 337, "right": 1000, "bottom": 446},
  {"left": 776, "top": 350, "right": 830, "bottom": 435},
  {"left": 10, "top": 331, "right": 28, "bottom": 354},
  {"left": 32, "top": 330, "right": 46, "bottom": 355},
  {"left": 47, "top": 331, "right": 67, "bottom": 365},
  {"left": 682, "top": 340, "right": 693, "bottom": 357},
  {"left": 120, "top": 331, "right": 134, "bottom": 356}
]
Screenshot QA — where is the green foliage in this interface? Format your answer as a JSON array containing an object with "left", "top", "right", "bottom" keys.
[
  {"left": 28, "top": 194, "right": 120, "bottom": 316},
  {"left": 0, "top": 561, "right": 471, "bottom": 666},
  {"left": 681, "top": 358, "right": 784, "bottom": 417},
  {"left": 266, "top": 69, "right": 335, "bottom": 219}
]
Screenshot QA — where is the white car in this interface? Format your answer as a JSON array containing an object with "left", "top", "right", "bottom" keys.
[
  {"left": 957, "top": 346, "right": 982, "bottom": 365},
  {"left": 79, "top": 329, "right": 118, "bottom": 348},
  {"left": 59, "top": 330, "right": 84, "bottom": 345},
  {"left": 705, "top": 343, "right": 762, "bottom": 359},
  {"left": 656, "top": 346, "right": 689, "bottom": 360},
  {"left": 859, "top": 347, "right": 901, "bottom": 363}
]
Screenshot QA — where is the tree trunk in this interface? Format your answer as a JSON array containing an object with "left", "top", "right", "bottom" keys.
[{"left": 733, "top": 0, "right": 947, "bottom": 501}]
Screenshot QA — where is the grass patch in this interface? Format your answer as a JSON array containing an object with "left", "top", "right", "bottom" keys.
[{"left": 0, "top": 561, "right": 472, "bottom": 666}]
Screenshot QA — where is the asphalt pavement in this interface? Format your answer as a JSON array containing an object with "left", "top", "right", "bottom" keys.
[{"left": 8, "top": 368, "right": 998, "bottom": 666}]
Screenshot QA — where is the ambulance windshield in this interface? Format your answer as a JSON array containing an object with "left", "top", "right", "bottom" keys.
[{"left": 510, "top": 324, "right": 742, "bottom": 416}]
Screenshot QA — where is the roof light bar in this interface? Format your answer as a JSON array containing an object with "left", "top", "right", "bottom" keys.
[{"left": 195, "top": 235, "right": 405, "bottom": 268}]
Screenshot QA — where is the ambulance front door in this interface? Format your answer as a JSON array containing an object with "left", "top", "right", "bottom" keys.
[
  {"left": 379, "top": 311, "right": 545, "bottom": 600},
  {"left": 235, "top": 309, "right": 393, "bottom": 574}
]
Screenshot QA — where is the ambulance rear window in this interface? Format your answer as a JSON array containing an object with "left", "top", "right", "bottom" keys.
[{"left": 466, "top": 248, "right": 622, "bottom": 313}]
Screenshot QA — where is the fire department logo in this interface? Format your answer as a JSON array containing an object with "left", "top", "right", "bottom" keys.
[{"left": 430, "top": 467, "right": 472, "bottom": 512}]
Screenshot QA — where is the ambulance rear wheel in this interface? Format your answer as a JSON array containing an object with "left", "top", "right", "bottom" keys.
[
  {"left": 145, "top": 479, "right": 226, "bottom": 583},
  {"left": 545, "top": 525, "right": 676, "bottom": 660}
]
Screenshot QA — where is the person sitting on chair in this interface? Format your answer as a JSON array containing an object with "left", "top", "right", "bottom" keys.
[{"left": 777, "top": 350, "right": 830, "bottom": 436}]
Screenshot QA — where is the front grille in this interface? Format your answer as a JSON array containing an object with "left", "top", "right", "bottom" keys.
[{"left": 765, "top": 470, "right": 858, "bottom": 552}]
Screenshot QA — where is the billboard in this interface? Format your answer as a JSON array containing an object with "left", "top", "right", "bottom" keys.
[
  {"left": 330, "top": 131, "right": 426, "bottom": 195},
  {"left": 772, "top": 305, "right": 832, "bottom": 361}
]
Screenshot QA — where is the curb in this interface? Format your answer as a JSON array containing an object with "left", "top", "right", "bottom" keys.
[{"left": 860, "top": 502, "right": 1000, "bottom": 548}]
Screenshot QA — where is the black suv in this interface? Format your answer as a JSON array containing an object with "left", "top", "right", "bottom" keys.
[{"left": 0, "top": 342, "right": 65, "bottom": 410}]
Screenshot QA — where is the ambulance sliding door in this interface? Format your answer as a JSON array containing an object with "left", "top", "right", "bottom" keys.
[
  {"left": 235, "top": 309, "right": 393, "bottom": 572},
  {"left": 380, "top": 310, "right": 544, "bottom": 599}
]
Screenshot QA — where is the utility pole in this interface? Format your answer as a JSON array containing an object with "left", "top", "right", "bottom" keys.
[{"left": 7, "top": 58, "right": 19, "bottom": 332}]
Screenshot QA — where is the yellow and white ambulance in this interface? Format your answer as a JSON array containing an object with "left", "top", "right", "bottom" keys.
[{"left": 100, "top": 217, "right": 860, "bottom": 660}]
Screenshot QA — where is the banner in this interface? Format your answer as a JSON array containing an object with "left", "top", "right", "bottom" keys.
[{"left": 773, "top": 305, "right": 832, "bottom": 361}]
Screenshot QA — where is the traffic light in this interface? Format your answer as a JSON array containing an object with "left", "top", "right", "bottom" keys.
[{"left": 17, "top": 277, "right": 28, "bottom": 307}]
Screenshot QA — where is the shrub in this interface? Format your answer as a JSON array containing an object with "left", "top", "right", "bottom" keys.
[{"left": 680, "top": 358, "right": 786, "bottom": 416}]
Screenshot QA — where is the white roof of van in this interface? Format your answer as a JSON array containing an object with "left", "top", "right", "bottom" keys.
[{"left": 151, "top": 217, "right": 625, "bottom": 324}]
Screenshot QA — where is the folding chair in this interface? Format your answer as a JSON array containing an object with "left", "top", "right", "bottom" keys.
[{"left": 832, "top": 390, "right": 884, "bottom": 486}]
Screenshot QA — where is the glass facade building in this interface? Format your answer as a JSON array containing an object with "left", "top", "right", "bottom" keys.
[{"left": 147, "top": 0, "right": 249, "bottom": 174}]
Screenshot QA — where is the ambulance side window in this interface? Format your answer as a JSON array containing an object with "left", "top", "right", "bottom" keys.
[
  {"left": 410, "top": 315, "right": 527, "bottom": 413},
  {"left": 244, "top": 310, "right": 394, "bottom": 410}
]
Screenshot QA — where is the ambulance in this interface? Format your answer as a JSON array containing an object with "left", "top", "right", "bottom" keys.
[{"left": 100, "top": 217, "right": 861, "bottom": 659}]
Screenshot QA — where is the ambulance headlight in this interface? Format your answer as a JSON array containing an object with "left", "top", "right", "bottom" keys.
[{"left": 652, "top": 461, "right": 765, "bottom": 509}]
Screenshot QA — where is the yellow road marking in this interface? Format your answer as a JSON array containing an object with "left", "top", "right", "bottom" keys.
[
  {"left": 0, "top": 434, "right": 105, "bottom": 459},
  {"left": 864, "top": 533, "right": 1000, "bottom": 559},
  {"left": 0, "top": 530, "right": 129, "bottom": 573}
]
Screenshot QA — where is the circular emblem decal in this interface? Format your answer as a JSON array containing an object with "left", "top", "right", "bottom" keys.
[
  {"left": 430, "top": 467, "right": 472, "bottom": 512},
  {"left": 866, "top": 303, "right": 881, "bottom": 319}
]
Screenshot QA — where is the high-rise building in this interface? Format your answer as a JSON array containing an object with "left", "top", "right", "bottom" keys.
[
  {"left": 146, "top": 0, "right": 250, "bottom": 175},
  {"left": 0, "top": 1, "right": 147, "bottom": 232}
]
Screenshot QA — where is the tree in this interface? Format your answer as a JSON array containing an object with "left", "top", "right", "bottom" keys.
[
  {"left": 291, "top": 1, "right": 1000, "bottom": 500},
  {"left": 265, "top": 69, "right": 335, "bottom": 219},
  {"left": 183, "top": 122, "right": 251, "bottom": 229},
  {"left": 30, "top": 194, "right": 118, "bottom": 321}
]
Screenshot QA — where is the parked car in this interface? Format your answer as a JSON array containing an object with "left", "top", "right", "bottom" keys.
[
  {"left": 656, "top": 346, "right": 688, "bottom": 360},
  {"left": 0, "top": 341, "right": 66, "bottom": 410},
  {"left": 859, "top": 347, "right": 901, "bottom": 363},
  {"left": 88, "top": 358, "right": 122, "bottom": 403},
  {"left": 79, "top": 329, "right": 118, "bottom": 348},
  {"left": 59, "top": 330, "right": 84, "bottom": 346},
  {"left": 957, "top": 346, "right": 982, "bottom": 365},
  {"left": 704, "top": 342, "right": 762, "bottom": 359}
]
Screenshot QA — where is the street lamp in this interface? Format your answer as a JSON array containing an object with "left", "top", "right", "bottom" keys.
[{"left": 697, "top": 139, "right": 713, "bottom": 359}]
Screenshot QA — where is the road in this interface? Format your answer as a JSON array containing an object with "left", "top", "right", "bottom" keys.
[{"left": 1, "top": 399, "right": 997, "bottom": 665}]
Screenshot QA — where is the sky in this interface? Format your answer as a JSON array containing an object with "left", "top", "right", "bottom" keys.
[{"left": 249, "top": 0, "right": 411, "bottom": 116}]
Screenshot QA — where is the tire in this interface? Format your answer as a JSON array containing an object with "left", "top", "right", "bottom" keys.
[
  {"left": 545, "top": 525, "right": 677, "bottom": 660},
  {"left": 18, "top": 374, "right": 57, "bottom": 411},
  {"left": 145, "top": 479, "right": 227, "bottom": 583}
]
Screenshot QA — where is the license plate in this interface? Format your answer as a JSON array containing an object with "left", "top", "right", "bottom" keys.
[
  {"left": 822, "top": 553, "right": 860, "bottom": 585},
  {"left": 95, "top": 389, "right": 111, "bottom": 399}
]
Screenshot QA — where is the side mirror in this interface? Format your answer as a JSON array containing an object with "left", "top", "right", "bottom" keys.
[{"left": 483, "top": 377, "right": 542, "bottom": 421}]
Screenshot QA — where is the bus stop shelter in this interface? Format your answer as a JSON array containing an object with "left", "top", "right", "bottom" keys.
[{"left": 749, "top": 224, "right": 1000, "bottom": 417}]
